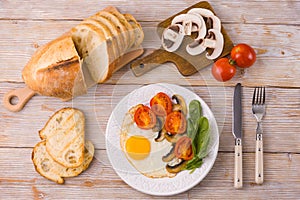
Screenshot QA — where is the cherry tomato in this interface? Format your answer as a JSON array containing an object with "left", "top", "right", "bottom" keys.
[
  {"left": 174, "top": 136, "right": 193, "bottom": 161},
  {"left": 212, "top": 57, "right": 236, "bottom": 82},
  {"left": 231, "top": 43, "right": 256, "bottom": 68},
  {"left": 150, "top": 92, "right": 173, "bottom": 116},
  {"left": 134, "top": 105, "right": 157, "bottom": 129},
  {"left": 165, "top": 111, "right": 187, "bottom": 134}
]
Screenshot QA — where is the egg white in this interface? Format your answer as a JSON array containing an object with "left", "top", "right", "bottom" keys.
[{"left": 120, "top": 106, "right": 176, "bottom": 178}]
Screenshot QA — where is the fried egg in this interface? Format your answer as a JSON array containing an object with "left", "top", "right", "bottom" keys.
[{"left": 120, "top": 105, "right": 176, "bottom": 178}]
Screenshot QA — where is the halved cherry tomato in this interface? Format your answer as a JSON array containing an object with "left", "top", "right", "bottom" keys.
[
  {"left": 174, "top": 136, "right": 193, "bottom": 161},
  {"left": 212, "top": 57, "right": 236, "bottom": 82},
  {"left": 165, "top": 111, "right": 187, "bottom": 134},
  {"left": 134, "top": 105, "right": 157, "bottom": 129},
  {"left": 150, "top": 92, "right": 173, "bottom": 116},
  {"left": 230, "top": 43, "right": 256, "bottom": 68}
]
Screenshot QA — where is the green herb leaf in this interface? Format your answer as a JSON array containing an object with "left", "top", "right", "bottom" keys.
[{"left": 189, "top": 100, "right": 202, "bottom": 121}]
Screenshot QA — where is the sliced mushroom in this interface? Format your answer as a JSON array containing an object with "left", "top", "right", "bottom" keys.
[
  {"left": 165, "top": 132, "right": 185, "bottom": 143},
  {"left": 162, "top": 144, "right": 176, "bottom": 162},
  {"left": 172, "top": 94, "right": 187, "bottom": 116},
  {"left": 171, "top": 13, "right": 204, "bottom": 36},
  {"left": 205, "top": 29, "right": 224, "bottom": 60},
  {"left": 186, "top": 39, "right": 207, "bottom": 56},
  {"left": 152, "top": 116, "right": 165, "bottom": 133},
  {"left": 188, "top": 8, "right": 221, "bottom": 31},
  {"left": 166, "top": 158, "right": 187, "bottom": 173},
  {"left": 154, "top": 127, "right": 167, "bottom": 142},
  {"left": 161, "top": 24, "right": 184, "bottom": 52}
]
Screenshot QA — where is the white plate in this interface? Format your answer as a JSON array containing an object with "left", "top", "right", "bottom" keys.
[{"left": 105, "top": 83, "right": 219, "bottom": 196}]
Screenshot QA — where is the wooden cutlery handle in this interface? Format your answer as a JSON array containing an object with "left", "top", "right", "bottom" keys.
[
  {"left": 234, "top": 141, "right": 243, "bottom": 189},
  {"left": 255, "top": 134, "right": 264, "bottom": 184}
]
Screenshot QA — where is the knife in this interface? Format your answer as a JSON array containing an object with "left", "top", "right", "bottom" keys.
[{"left": 233, "top": 83, "right": 243, "bottom": 189}]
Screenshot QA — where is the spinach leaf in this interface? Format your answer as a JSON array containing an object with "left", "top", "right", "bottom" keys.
[{"left": 189, "top": 100, "right": 202, "bottom": 121}]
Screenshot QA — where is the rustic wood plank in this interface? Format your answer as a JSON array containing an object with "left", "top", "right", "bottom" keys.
[
  {"left": 0, "top": 148, "right": 299, "bottom": 199},
  {"left": 1, "top": 82, "right": 300, "bottom": 153},
  {"left": 0, "top": 20, "right": 299, "bottom": 87},
  {"left": 0, "top": 0, "right": 299, "bottom": 25}
]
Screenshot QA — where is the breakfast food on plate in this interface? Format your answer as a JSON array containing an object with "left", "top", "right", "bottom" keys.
[
  {"left": 120, "top": 92, "right": 211, "bottom": 178},
  {"left": 32, "top": 108, "right": 94, "bottom": 183},
  {"left": 121, "top": 105, "right": 176, "bottom": 178},
  {"left": 22, "top": 7, "right": 144, "bottom": 100},
  {"left": 161, "top": 8, "right": 224, "bottom": 60},
  {"left": 32, "top": 140, "right": 94, "bottom": 184}
]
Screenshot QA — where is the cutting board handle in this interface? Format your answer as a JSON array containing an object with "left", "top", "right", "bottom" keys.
[
  {"left": 3, "top": 87, "right": 35, "bottom": 112},
  {"left": 130, "top": 49, "right": 169, "bottom": 77},
  {"left": 130, "top": 48, "right": 198, "bottom": 77}
]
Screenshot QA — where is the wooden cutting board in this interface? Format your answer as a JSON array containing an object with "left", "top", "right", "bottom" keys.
[{"left": 130, "top": 1, "right": 234, "bottom": 76}]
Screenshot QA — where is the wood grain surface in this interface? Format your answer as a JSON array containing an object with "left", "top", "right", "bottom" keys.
[{"left": 1, "top": 0, "right": 300, "bottom": 199}]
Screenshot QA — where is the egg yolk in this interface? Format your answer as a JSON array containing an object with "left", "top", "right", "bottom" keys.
[{"left": 125, "top": 136, "right": 151, "bottom": 160}]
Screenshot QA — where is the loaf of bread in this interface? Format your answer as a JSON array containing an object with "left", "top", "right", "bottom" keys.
[
  {"left": 22, "top": 34, "right": 86, "bottom": 100},
  {"left": 22, "top": 7, "right": 144, "bottom": 100},
  {"left": 32, "top": 140, "right": 94, "bottom": 184},
  {"left": 39, "top": 108, "right": 85, "bottom": 168}
]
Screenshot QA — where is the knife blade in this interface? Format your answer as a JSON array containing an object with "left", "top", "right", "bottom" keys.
[{"left": 233, "top": 83, "right": 243, "bottom": 189}]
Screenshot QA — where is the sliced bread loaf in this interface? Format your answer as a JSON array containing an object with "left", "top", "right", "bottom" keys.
[
  {"left": 124, "top": 13, "right": 144, "bottom": 49},
  {"left": 103, "top": 6, "right": 135, "bottom": 50},
  {"left": 71, "top": 23, "right": 115, "bottom": 83},
  {"left": 89, "top": 14, "right": 126, "bottom": 54},
  {"left": 39, "top": 108, "right": 85, "bottom": 168}
]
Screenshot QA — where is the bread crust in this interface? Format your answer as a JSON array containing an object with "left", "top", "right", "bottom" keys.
[
  {"left": 39, "top": 107, "right": 85, "bottom": 168},
  {"left": 22, "top": 34, "right": 86, "bottom": 100},
  {"left": 32, "top": 140, "right": 94, "bottom": 184}
]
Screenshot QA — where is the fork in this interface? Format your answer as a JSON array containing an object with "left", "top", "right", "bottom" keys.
[{"left": 252, "top": 87, "right": 266, "bottom": 184}]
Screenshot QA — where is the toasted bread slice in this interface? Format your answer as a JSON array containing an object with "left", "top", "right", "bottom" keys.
[
  {"left": 32, "top": 140, "right": 94, "bottom": 184},
  {"left": 39, "top": 108, "right": 85, "bottom": 168}
]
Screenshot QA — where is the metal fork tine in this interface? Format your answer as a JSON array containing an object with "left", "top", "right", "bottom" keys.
[
  {"left": 252, "top": 87, "right": 257, "bottom": 105},
  {"left": 259, "top": 87, "right": 263, "bottom": 104},
  {"left": 256, "top": 87, "right": 260, "bottom": 104}
]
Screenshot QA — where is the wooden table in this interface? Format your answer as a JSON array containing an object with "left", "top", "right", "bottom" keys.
[{"left": 1, "top": 0, "right": 300, "bottom": 199}]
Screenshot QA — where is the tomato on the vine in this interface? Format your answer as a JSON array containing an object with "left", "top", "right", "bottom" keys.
[
  {"left": 230, "top": 43, "right": 256, "bottom": 68},
  {"left": 211, "top": 57, "right": 236, "bottom": 82}
]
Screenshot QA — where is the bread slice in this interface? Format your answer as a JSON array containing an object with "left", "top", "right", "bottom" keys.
[
  {"left": 22, "top": 34, "right": 87, "bottom": 100},
  {"left": 103, "top": 6, "right": 135, "bottom": 50},
  {"left": 71, "top": 23, "right": 115, "bottom": 83},
  {"left": 81, "top": 18, "right": 120, "bottom": 59},
  {"left": 124, "top": 13, "right": 144, "bottom": 49},
  {"left": 93, "top": 11, "right": 130, "bottom": 51},
  {"left": 39, "top": 108, "right": 85, "bottom": 168},
  {"left": 32, "top": 140, "right": 94, "bottom": 184},
  {"left": 88, "top": 15, "right": 126, "bottom": 55}
]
